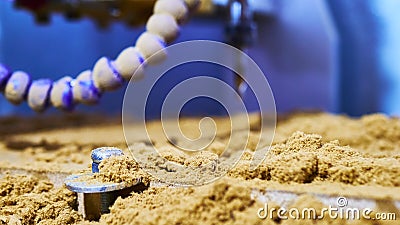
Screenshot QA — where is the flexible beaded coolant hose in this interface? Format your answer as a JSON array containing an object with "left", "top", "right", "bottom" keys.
[{"left": 0, "top": 0, "right": 201, "bottom": 112}]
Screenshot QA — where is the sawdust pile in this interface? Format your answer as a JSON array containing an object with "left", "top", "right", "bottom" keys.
[
  {"left": 100, "top": 178, "right": 262, "bottom": 225},
  {"left": 93, "top": 155, "right": 152, "bottom": 186},
  {"left": 97, "top": 178, "right": 398, "bottom": 225},
  {"left": 230, "top": 131, "right": 400, "bottom": 186},
  {"left": 275, "top": 113, "right": 400, "bottom": 157},
  {"left": 91, "top": 113, "right": 400, "bottom": 225},
  {"left": 1, "top": 113, "right": 400, "bottom": 225},
  {"left": 0, "top": 174, "right": 81, "bottom": 225}
]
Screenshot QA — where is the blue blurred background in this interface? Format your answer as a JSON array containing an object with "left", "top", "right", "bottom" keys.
[{"left": 0, "top": 0, "right": 399, "bottom": 117}]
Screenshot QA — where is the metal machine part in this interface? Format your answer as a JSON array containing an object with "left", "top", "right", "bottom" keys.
[
  {"left": 217, "top": 0, "right": 276, "bottom": 98},
  {"left": 225, "top": 0, "right": 256, "bottom": 98},
  {"left": 225, "top": 0, "right": 256, "bottom": 48},
  {"left": 65, "top": 147, "right": 147, "bottom": 221}
]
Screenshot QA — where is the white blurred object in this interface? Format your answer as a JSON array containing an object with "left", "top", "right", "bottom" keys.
[
  {"left": 373, "top": 1, "right": 400, "bottom": 116},
  {"left": 248, "top": 0, "right": 338, "bottom": 113}
]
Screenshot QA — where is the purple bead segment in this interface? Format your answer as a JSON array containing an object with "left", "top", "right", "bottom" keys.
[
  {"left": 92, "top": 57, "right": 124, "bottom": 91},
  {"left": 137, "top": 51, "right": 145, "bottom": 64},
  {"left": 0, "top": 64, "right": 11, "bottom": 92},
  {"left": 27, "top": 79, "right": 53, "bottom": 112},
  {"left": 4, "top": 71, "right": 31, "bottom": 105},
  {"left": 72, "top": 70, "right": 101, "bottom": 105},
  {"left": 50, "top": 76, "right": 74, "bottom": 111}
]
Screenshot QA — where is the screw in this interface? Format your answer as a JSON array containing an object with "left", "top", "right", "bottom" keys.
[
  {"left": 91, "top": 147, "right": 124, "bottom": 173},
  {"left": 65, "top": 147, "right": 143, "bottom": 221}
]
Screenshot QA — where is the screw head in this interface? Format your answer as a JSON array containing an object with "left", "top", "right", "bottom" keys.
[
  {"left": 91, "top": 147, "right": 124, "bottom": 173},
  {"left": 91, "top": 147, "right": 124, "bottom": 163}
]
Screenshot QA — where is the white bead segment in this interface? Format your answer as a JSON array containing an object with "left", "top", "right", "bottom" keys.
[
  {"left": 154, "top": 0, "right": 189, "bottom": 23},
  {"left": 72, "top": 70, "right": 101, "bottom": 105},
  {"left": 92, "top": 57, "right": 124, "bottom": 91},
  {"left": 114, "top": 47, "right": 145, "bottom": 81},
  {"left": 136, "top": 32, "right": 167, "bottom": 65},
  {"left": 147, "top": 13, "right": 180, "bottom": 43},
  {"left": 27, "top": 79, "right": 52, "bottom": 112},
  {"left": 5, "top": 71, "right": 31, "bottom": 105},
  {"left": 50, "top": 76, "right": 74, "bottom": 110},
  {"left": 184, "top": 0, "right": 201, "bottom": 10}
]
